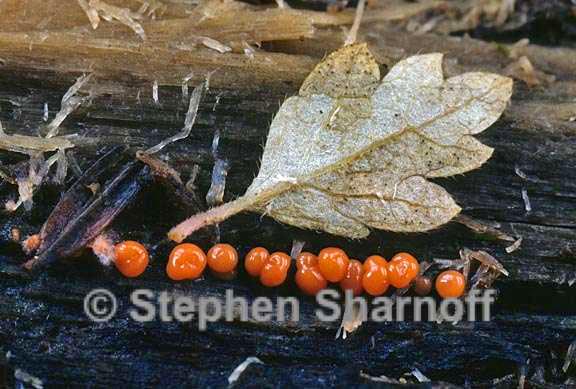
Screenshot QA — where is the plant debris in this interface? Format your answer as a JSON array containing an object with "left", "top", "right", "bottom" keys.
[
  {"left": 455, "top": 214, "right": 516, "bottom": 242},
  {"left": 430, "top": 248, "right": 508, "bottom": 323},
  {"left": 521, "top": 188, "right": 531, "bottom": 213},
  {"left": 79, "top": 0, "right": 147, "bottom": 40},
  {"left": 43, "top": 103, "right": 49, "bottom": 122},
  {"left": 14, "top": 368, "right": 44, "bottom": 389},
  {"left": 433, "top": 257, "right": 467, "bottom": 270},
  {"left": 6, "top": 153, "right": 60, "bottom": 212},
  {"left": 227, "top": 356, "right": 263, "bottom": 386},
  {"left": 359, "top": 371, "right": 400, "bottom": 384},
  {"left": 89, "top": 232, "right": 117, "bottom": 266},
  {"left": 152, "top": 80, "right": 159, "bottom": 105},
  {"left": 206, "top": 160, "right": 228, "bottom": 205},
  {"left": 411, "top": 368, "right": 431, "bottom": 383},
  {"left": 336, "top": 298, "right": 365, "bottom": 340},
  {"left": 10, "top": 227, "right": 21, "bottom": 242},
  {"left": 290, "top": 239, "right": 306, "bottom": 260},
  {"left": 461, "top": 247, "right": 509, "bottom": 277},
  {"left": 564, "top": 340, "right": 576, "bottom": 373},
  {"left": 137, "top": 0, "right": 167, "bottom": 19},
  {"left": 0, "top": 74, "right": 93, "bottom": 211},
  {"left": 416, "top": 0, "right": 521, "bottom": 35},
  {"left": 504, "top": 55, "right": 555, "bottom": 87},
  {"left": 181, "top": 72, "right": 194, "bottom": 101},
  {"left": 185, "top": 165, "right": 201, "bottom": 193},
  {"left": 145, "top": 81, "right": 205, "bottom": 154},
  {"left": 0, "top": 132, "right": 74, "bottom": 155},
  {"left": 45, "top": 73, "right": 93, "bottom": 138},
  {"left": 22, "top": 234, "right": 41, "bottom": 255},
  {"left": 169, "top": 43, "right": 512, "bottom": 242},
  {"left": 505, "top": 237, "right": 523, "bottom": 253},
  {"left": 23, "top": 148, "right": 151, "bottom": 271},
  {"left": 199, "top": 36, "right": 232, "bottom": 53},
  {"left": 205, "top": 130, "right": 229, "bottom": 208},
  {"left": 21, "top": 79, "right": 212, "bottom": 270},
  {"left": 518, "top": 360, "right": 528, "bottom": 389}
]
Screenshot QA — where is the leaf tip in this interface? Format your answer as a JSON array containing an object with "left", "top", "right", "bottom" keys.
[
  {"left": 299, "top": 42, "right": 380, "bottom": 98},
  {"left": 453, "top": 203, "right": 463, "bottom": 218}
]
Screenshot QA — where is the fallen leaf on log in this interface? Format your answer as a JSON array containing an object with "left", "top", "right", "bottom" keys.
[{"left": 169, "top": 43, "right": 513, "bottom": 242}]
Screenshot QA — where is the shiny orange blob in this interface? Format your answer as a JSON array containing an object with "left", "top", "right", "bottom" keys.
[
  {"left": 114, "top": 240, "right": 149, "bottom": 278},
  {"left": 260, "top": 263, "right": 288, "bottom": 287},
  {"left": 360, "top": 255, "right": 389, "bottom": 296},
  {"left": 166, "top": 243, "right": 207, "bottom": 281},
  {"left": 296, "top": 252, "right": 318, "bottom": 269},
  {"left": 295, "top": 266, "right": 327, "bottom": 296},
  {"left": 318, "top": 247, "right": 350, "bottom": 282},
  {"left": 387, "top": 252, "right": 420, "bottom": 288},
  {"left": 435, "top": 270, "right": 466, "bottom": 298},
  {"left": 362, "top": 255, "right": 388, "bottom": 272},
  {"left": 340, "top": 259, "right": 364, "bottom": 296},
  {"left": 362, "top": 266, "right": 389, "bottom": 296},
  {"left": 267, "top": 252, "right": 291, "bottom": 273},
  {"left": 244, "top": 247, "right": 269, "bottom": 277},
  {"left": 207, "top": 243, "right": 238, "bottom": 273}
]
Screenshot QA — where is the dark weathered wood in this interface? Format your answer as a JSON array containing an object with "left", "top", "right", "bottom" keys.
[{"left": 1, "top": 1, "right": 576, "bottom": 387}]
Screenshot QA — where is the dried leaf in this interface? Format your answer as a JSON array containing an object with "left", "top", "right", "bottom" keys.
[{"left": 169, "top": 43, "right": 512, "bottom": 242}]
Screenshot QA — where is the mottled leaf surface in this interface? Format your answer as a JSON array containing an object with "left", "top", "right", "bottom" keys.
[{"left": 169, "top": 43, "right": 512, "bottom": 242}]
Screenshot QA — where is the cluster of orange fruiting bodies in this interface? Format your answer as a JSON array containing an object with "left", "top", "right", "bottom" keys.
[{"left": 113, "top": 241, "right": 466, "bottom": 299}]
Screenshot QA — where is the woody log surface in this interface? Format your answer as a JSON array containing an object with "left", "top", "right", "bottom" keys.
[{"left": 0, "top": 0, "right": 575, "bottom": 387}]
